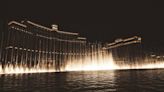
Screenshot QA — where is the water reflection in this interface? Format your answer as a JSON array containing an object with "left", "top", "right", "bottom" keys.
[
  {"left": 65, "top": 71, "right": 116, "bottom": 92},
  {"left": 0, "top": 70, "right": 164, "bottom": 92}
]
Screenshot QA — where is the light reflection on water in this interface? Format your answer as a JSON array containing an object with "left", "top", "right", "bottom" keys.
[{"left": 0, "top": 69, "right": 164, "bottom": 92}]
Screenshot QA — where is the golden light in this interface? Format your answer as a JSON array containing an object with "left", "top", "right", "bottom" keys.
[
  {"left": 1, "top": 50, "right": 164, "bottom": 75},
  {"left": 65, "top": 52, "right": 118, "bottom": 71}
]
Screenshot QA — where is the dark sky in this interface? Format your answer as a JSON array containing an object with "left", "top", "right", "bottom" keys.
[{"left": 2, "top": 0, "right": 164, "bottom": 52}]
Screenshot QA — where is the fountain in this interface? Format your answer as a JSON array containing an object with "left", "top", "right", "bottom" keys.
[{"left": 0, "top": 20, "right": 164, "bottom": 74}]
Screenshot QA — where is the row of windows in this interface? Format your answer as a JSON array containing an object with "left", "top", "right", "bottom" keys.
[
  {"left": 5, "top": 46, "right": 91, "bottom": 55},
  {"left": 10, "top": 26, "right": 86, "bottom": 43}
]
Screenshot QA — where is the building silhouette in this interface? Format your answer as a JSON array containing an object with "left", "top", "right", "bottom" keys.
[{"left": 0, "top": 20, "right": 87, "bottom": 70}]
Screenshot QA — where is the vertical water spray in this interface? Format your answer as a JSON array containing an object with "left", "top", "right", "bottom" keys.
[{"left": 1, "top": 20, "right": 164, "bottom": 74}]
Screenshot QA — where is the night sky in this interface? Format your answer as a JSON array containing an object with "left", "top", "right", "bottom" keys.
[{"left": 2, "top": 0, "right": 164, "bottom": 52}]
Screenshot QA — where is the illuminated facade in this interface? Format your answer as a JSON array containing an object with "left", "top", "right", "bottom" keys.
[
  {"left": 0, "top": 20, "right": 87, "bottom": 70},
  {"left": 0, "top": 21, "right": 143, "bottom": 68},
  {"left": 1, "top": 20, "right": 153, "bottom": 74},
  {"left": 104, "top": 36, "right": 143, "bottom": 65}
]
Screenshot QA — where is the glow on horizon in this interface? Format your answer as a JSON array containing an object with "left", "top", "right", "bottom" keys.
[
  {"left": 65, "top": 53, "right": 164, "bottom": 71},
  {"left": 0, "top": 65, "right": 56, "bottom": 74},
  {"left": 65, "top": 53, "right": 117, "bottom": 71},
  {"left": 1, "top": 52, "right": 164, "bottom": 74}
]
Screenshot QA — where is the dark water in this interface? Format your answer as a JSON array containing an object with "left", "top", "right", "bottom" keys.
[{"left": 0, "top": 69, "right": 164, "bottom": 92}]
